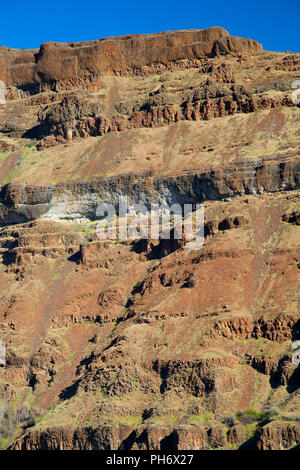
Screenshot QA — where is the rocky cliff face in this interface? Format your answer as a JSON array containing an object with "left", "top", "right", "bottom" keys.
[
  {"left": 0, "top": 153, "right": 299, "bottom": 224},
  {"left": 0, "top": 28, "right": 299, "bottom": 451},
  {"left": 0, "top": 27, "right": 261, "bottom": 92}
]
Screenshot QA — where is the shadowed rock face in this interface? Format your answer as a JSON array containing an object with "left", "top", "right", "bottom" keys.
[
  {"left": 0, "top": 153, "right": 299, "bottom": 225},
  {"left": 0, "top": 27, "right": 262, "bottom": 91}
]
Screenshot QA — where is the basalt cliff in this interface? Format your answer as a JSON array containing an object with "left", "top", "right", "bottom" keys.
[{"left": 0, "top": 27, "right": 299, "bottom": 451}]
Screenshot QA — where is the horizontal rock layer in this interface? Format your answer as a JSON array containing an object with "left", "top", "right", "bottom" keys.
[
  {"left": 9, "top": 420, "right": 300, "bottom": 450},
  {"left": 0, "top": 28, "right": 262, "bottom": 91},
  {"left": 0, "top": 153, "right": 299, "bottom": 225}
]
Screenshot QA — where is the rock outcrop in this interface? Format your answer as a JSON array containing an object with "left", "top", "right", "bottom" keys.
[
  {"left": 256, "top": 421, "right": 300, "bottom": 450},
  {"left": 0, "top": 27, "right": 299, "bottom": 453},
  {"left": 34, "top": 85, "right": 296, "bottom": 148},
  {"left": 0, "top": 153, "right": 299, "bottom": 225},
  {"left": 0, "top": 28, "right": 262, "bottom": 93}
]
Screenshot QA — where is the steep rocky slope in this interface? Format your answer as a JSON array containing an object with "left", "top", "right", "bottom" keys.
[
  {"left": 0, "top": 27, "right": 261, "bottom": 91},
  {"left": 0, "top": 27, "right": 299, "bottom": 450}
]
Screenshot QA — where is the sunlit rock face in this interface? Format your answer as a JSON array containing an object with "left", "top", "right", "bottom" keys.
[{"left": 0, "top": 28, "right": 299, "bottom": 451}]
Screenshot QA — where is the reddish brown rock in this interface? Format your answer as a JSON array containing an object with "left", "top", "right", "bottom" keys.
[
  {"left": 256, "top": 421, "right": 300, "bottom": 450},
  {"left": 213, "top": 315, "right": 297, "bottom": 342},
  {"left": 0, "top": 140, "right": 15, "bottom": 153},
  {"left": 0, "top": 28, "right": 262, "bottom": 91}
]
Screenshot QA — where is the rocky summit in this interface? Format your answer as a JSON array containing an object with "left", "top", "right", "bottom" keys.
[{"left": 0, "top": 27, "right": 299, "bottom": 451}]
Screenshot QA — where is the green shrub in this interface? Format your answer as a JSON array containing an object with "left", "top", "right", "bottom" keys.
[
  {"left": 237, "top": 406, "right": 278, "bottom": 426},
  {"left": 236, "top": 408, "right": 261, "bottom": 425}
]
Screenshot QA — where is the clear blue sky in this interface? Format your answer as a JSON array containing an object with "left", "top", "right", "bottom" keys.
[{"left": 1, "top": 0, "right": 299, "bottom": 52}]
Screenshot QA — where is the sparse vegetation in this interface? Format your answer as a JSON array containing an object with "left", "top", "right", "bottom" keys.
[{"left": 0, "top": 403, "right": 43, "bottom": 449}]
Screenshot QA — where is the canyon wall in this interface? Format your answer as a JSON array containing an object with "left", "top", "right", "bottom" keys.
[
  {"left": 0, "top": 27, "right": 299, "bottom": 452},
  {"left": 0, "top": 27, "right": 262, "bottom": 92},
  {"left": 0, "top": 153, "right": 299, "bottom": 225}
]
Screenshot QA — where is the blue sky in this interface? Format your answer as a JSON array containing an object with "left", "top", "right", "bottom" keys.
[{"left": 1, "top": 0, "right": 299, "bottom": 52}]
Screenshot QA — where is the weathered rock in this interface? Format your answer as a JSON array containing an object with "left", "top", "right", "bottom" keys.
[
  {"left": 0, "top": 27, "right": 299, "bottom": 454},
  {"left": 256, "top": 421, "right": 300, "bottom": 450},
  {"left": 213, "top": 314, "right": 298, "bottom": 342},
  {"left": 0, "top": 141, "right": 15, "bottom": 153},
  {"left": 0, "top": 154, "right": 299, "bottom": 225},
  {"left": 0, "top": 28, "right": 262, "bottom": 91}
]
